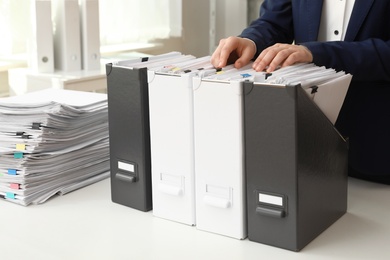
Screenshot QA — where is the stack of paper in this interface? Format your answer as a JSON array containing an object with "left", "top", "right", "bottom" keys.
[
  {"left": 0, "top": 89, "right": 109, "bottom": 206},
  {"left": 200, "top": 62, "right": 351, "bottom": 124}
]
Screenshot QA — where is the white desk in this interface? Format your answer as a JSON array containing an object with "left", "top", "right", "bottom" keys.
[
  {"left": 0, "top": 177, "right": 389, "bottom": 260},
  {"left": 6, "top": 52, "right": 151, "bottom": 96},
  {"left": 0, "top": 59, "right": 27, "bottom": 97},
  {"left": 7, "top": 67, "right": 107, "bottom": 96}
]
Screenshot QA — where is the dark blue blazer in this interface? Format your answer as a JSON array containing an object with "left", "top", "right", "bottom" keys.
[{"left": 240, "top": 0, "right": 390, "bottom": 177}]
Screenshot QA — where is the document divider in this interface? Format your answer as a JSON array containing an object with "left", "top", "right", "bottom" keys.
[
  {"left": 148, "top": 71, "right": 196, "bottom": 225},
  {"left": 106, "top": 64, "right": 152, "bottom": 212},
  {"left": 193, "top": 78, "right": 247, "bottom": 239},
  {"left": 243, "top": 82, "right": 348, "bottom": 251}
]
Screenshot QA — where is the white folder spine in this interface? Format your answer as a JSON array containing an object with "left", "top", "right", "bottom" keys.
[
  {"left": 53, "top": 0, "right": 81, "bottom": 71},
  {"left": 29, "top": 0, "right": 55, "bottom": 73},
  {"left": 79, "top": 0, "right": 101, "bottom": 71},
  {"left": 193, "top": 79, "right": 247, "bottom": 239},
  {"left": 148, "top": 71, "right": 196, "bottom": 226}
]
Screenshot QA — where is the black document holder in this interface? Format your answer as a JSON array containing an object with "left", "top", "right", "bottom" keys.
[
  {"left": 106, "top": 64, "right": 152, "bottom": 212},
  {"left": 243, "top": 82, "right": 348, "bottom": 251}
]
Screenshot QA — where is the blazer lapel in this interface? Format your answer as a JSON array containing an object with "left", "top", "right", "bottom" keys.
[{"left": 345, "top": 0, "right": 375, "bottom": 41}]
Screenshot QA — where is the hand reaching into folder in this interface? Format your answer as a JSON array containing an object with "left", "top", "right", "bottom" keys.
[
  {"left": 252, "top": 43, "right": 313, "bottom": 72},
  {"left": 211, "top": 36, "right": 256, "bottom": 69},
  {"left": 211, "top": 36, "right": 313, "bottom": 73}
]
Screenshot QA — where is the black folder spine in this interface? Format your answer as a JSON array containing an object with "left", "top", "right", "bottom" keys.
[
  {"left": 106, "top": 64, "right": 152, "bottom": 211},
  {"left": 243, "top": 82, "right": 347, "bottom": 251}
]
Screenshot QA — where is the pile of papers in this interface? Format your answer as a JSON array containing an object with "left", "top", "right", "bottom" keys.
[
  {"left": 136, "top": 53, "right": 350, "bottom": 92},
  {"left": 0, "top": 89, "right": 109, "bottom": 206},
  {"left": 116, "top": 52, "right": 351, "bottom": 126}
]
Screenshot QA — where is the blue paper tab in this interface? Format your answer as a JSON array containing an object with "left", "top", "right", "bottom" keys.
[
  {"left": 14, "top": 152, "right": 23, "bottom": 159},
  {"left": 6, "top": 192, "right": 15, "bottom": 199},
  {"left": 7, "top": 169, "right": 17, "bottom": 175},
  {"left": 241, "top": 73, "right": 252, "bottom": 78}
]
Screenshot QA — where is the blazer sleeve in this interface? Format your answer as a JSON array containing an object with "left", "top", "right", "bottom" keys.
[
  {"left": 302, "top": 39, "right": 390, "bottom": 82},
  {"left": 239, "top": 0, "right": 294, "bottom": 58}
]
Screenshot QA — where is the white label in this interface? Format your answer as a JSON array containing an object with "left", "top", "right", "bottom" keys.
[
  {"left": 118, "top": 161, "right": 135, "bottom": 173},
  {"left": 160, "top": 173, "right": 183, "bottom": 186},
  {"left": 259, "top": 193, "right": 283, "bottom": 206},
  {"left": 206, "top": 184, "right": 231, "bottom": 199}
]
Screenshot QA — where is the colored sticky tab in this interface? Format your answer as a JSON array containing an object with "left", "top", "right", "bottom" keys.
[
  {"left": 7, "top": 169, "right": 17, "bottom": 175},
  {"left": 16, "top": 143, "right": 26, "bottom": 151},
  {"left": 171, "top": 67, "right": 181, "bottom": 72},
  {"left": 10, "top": 183, "right": 20, "bottom": 190},
  {"left": 6, "top": 192, "right": 15, "bottom": 199},
  {"left": 241, "top": 73, "right": 252, "bottom": 78},
  {"left": 14, "top": 152, "right": 23, "bottom": 159},
  {"left": 216, "top": 71, "right": 225, "bottom": 74}
]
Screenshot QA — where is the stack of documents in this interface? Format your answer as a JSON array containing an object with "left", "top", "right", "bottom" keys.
[
  {"left": 0, "top": 89, "right": 109, "bottom": 206},
  {"left": 200, "top": 62, "right": 351, "bottom": 124}
]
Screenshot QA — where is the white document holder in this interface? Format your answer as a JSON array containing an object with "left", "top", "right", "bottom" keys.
[
  {"left": 148, "top": 71, "right": 196, "bottom": 226},
  {"left": 79, "top": 0, "right": 101, "bottom": 71},
  {"left": 53, "top": 0, "right": 82, "bottom": 71},
  {"left": 29, "top": 0, "right": 54, "bottom": 73},
  {"left": 192, "top": 77, "right": 247, "bottom": 239}
]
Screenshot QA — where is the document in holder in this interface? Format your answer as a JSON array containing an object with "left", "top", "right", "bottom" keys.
[{"left": 262, "top": 63, "right": 352, "bottom": 125}]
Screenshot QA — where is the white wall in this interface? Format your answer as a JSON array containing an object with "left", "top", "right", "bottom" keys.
[
  {"left": 248, "top": 0, "right": 264, "bottom": 23},
  {"left": 180, "top": 0, "right": 247, "bottom": 57},
  {"left": 214, "top": 0, "right": 248, "bottom": 52}
]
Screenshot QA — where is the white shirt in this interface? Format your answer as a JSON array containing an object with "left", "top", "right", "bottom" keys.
[{"left": 317, "top": 0, "right": 356, "bottom": 41}]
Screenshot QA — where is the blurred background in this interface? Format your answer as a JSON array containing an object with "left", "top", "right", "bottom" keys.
[{"left": 0, "top": 0, "right": 264, "bottom": 96}]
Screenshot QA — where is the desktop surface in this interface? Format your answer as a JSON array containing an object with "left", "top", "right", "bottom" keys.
[{"left": 0, "top": 177, "right": 389, "bottom": 260}]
